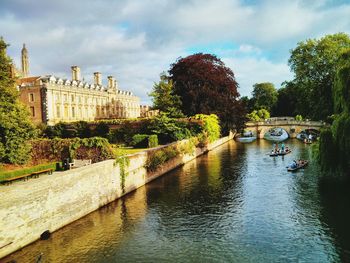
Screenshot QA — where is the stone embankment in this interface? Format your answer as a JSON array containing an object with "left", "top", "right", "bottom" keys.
[{"left": 0, "top": 132, "right": 234, "bottom": 259}]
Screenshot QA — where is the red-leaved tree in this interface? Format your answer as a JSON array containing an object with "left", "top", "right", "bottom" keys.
[{"left": 169, "top": 53, "right": 246, "bottom": 134}]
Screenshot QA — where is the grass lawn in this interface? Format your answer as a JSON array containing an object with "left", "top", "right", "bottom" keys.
[
  {"left": 0, "top": 162, "right": 58, "bottom": 182},
  {"left": 114, "top": 147, "right": 149, "bottom": 155}
]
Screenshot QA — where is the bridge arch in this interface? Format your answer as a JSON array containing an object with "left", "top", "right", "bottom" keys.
[{"left": 244, "top": 118, "right": 326, "bottom": 139}]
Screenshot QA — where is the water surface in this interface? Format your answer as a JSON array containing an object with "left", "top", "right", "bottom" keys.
[{"left": 3, "top": 140, "right": 350, "bottom": 262}]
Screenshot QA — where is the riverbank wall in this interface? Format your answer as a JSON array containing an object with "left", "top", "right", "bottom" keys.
[{"left": 0, "top": 132, "right": 234, "bottom": 259}]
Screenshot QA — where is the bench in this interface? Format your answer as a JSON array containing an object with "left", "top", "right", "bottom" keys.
[
  {"left": 69, "top": 159, "right": 92, "bottom": 169},
  {"left": 1, "top": 168, "right": 53, "bottom": 185}
]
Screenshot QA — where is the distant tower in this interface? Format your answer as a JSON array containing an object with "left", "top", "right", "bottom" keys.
[{"left": 21, "top": 43, "right": 29, "bottom": 77}]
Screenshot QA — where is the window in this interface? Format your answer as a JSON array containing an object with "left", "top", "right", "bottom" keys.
[
  {"left": 30, "top": 106, "right": 35, "bottom": 117},
  {"left": 56, "top": 105, "right": 60, "bottom": 118},
  {"left": 72, "top": 107, "right": 75, "bottom": 118},
  {"left": 29, "top": 93, "right": 34, "bottom": 102},
  {"left": 71, "top": 95, "right": 75, "bottom": 102},
  {"left": 64, "top": 94, "right": 68, "bottom": 102}
]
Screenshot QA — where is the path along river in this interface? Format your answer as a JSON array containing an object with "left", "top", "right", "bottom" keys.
[{"left": 3, "top": 139, "right": 350, "bottom": 263}]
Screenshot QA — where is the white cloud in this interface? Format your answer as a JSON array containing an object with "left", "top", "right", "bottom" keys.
[
  {"left": 223, "top": 57, "right": 293, "bottom": 97},
  {"left": 0, "top": 0, "right": 350, "bottom": 104}
]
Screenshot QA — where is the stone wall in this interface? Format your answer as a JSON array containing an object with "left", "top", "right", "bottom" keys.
[{"left": 0, "top": 132, "right": 234, "bottom": 259}]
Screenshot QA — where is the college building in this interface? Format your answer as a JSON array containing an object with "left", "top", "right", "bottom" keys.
[{"left": 15, "top": 44, "right": 141, "bottom": 125}]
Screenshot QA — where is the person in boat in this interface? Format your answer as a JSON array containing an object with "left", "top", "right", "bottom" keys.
[
  {"left": 291, "top": 160, "right": 297, "bottom": 168},
  {"left": 285, "top": 146, "right": 289, "bottom": 152},
  {"left": 281, "top": 143, "right": 285, "bottom": 152},
  {"left": 308, "top": 134, "right": 312, "bottom": 143}
]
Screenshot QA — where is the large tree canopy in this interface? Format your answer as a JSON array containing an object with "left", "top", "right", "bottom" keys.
[
  {"left": 288, "top": 33, "right": 350, "bottom": 120},
  {"left": 251, "top": 82, "right": 278, "bottom": 112},
  {"left": 318, "top": 48, "right": 350, "bottom": 177},
  {"left": 272, "top": 82, "right": 298, "bottom": 117},
  {"left": 169, "top": 53, "right": 245, "bottom": 133},
  {"left": 0, "top": 38, "right": 37, "bottom": 164}
]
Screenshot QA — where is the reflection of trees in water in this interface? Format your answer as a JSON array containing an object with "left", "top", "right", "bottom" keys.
[
  {"left": 144, "top": 141, "right": 246, "bottom": 237},
  {"left": 318, "top": 178, "right": 350, "bottom": 262}
]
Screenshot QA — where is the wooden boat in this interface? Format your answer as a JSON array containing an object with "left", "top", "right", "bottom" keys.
[
  {"left": 269, "top": 152, "right": 279, "bottom": 157},
  {"left": 278, "top": 149, "right": 291, "bottom": 156},
  {"left": 287, "top": 160, "right": 308, "bottom": 172}
]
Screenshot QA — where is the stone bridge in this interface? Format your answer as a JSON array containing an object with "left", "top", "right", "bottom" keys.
[{"left": 244, "top": 117, "right": 327, "bottom": 139}]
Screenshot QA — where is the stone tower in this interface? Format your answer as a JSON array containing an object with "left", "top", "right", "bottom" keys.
[{"left": 21, "top": 43, "right": 29, "bottom": 77}]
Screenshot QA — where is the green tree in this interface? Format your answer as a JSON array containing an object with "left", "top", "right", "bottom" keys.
[
  {"left": 251, "top": 82, "right": 278, "bottom": 112},
  {"left": 149, "top": 73, "right": 183, "bottom": 117},
  {"left": 246, "top": 109, "right": 270, "bottom": 121},
  {"left": 0, "top": 38, "right": 37, "bottom": 164},
  {"left": 288, "top": 33, "right": 350, "bottom": 120},
  {"left": 318, "top": 48, "right": 350, "bottom": 177},
  {"left": 272, "top": 82, "right": 298, "bottom": 117},
  {"left": 241, "top": 96, "right": 254, "bottom": 113}
]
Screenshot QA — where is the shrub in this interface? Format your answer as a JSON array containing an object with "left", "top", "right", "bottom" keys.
[
  {"left": 148, "top": 135, "right": 158, "bottom": 148},
  {"left": 131, "top": 134, "right": 149, "bottom": 148},
  {"left": 145, "top": 145, "right": 179, "bottom": 171},
  {"left": 94, "top": 122, "right": 110, "bottom": 138},
  {"left": 193, "top": 114, "right": 220, "bottom": 142},
  {"left": 148, "top": 113, "right": 193, "bottom": 144},
  {"left": 295, "top": 115, "right": 303, "bottom": 121},
  {"left": 30, "top": 137, "right": 115, "bottom": 164}
]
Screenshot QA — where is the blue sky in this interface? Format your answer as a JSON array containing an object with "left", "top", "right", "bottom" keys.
[{"left": 1, "top": 0, "right": 350, "bottom": 104}]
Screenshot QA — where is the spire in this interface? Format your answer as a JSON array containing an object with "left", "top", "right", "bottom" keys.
[{"left": 21, "top": 43, "right": 29, "bottom": 77}]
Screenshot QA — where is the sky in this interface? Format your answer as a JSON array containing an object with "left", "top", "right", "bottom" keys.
[{"left": 1, "top": 0, "right": 350, "bottom": 104}]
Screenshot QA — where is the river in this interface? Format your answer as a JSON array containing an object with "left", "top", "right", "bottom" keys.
[{"left": 3, "top": 139, "right": 350, "bottom": 263}]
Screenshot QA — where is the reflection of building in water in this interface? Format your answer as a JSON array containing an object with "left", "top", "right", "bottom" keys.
[{"left": 15, "top": 44, "right": 140, "bottom": 125}]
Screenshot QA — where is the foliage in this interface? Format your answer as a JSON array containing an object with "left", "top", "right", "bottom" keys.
[
  {"left": 31, "top": 137, "right": 115, "bottom": 164},
  {"left": 295, "top": 115, "right": 303, "bottom": 121},
  {"left": 149, "top": 73, "right": 184, "bottom": 117},
  {"left": 178, "top": 137, "right": 197, "bottom": 155},
  {"left": 240, "top": 96, "right": 254, "bottom": 114},
  {"left": 169, "top": 53, "right": 246, "bottom": 133},
  {"left": 94, "top": 122, "right": 110, "bottom": 138},
  {"left": 148, "top": 135, "right": 158, "bottom": 148},
  {"left": 251, "top": 82, "right": 278, "bottom": 112},
  {"left": 131, "top": 134, "right": 149, "bottom": 148},
  {"left": 318, "top": 49, "right": 350, "bottom": 177},
  {"left": 114, "top": 153, "right": 130, "bottom": 194},
  {"left": 193, "top": 114, "right": 220, "bottom": 143},
  {"left": 246, "top": 109, "right": 270, "bottom": 121},
  {"left": 145, "top": 145, "right": 179, "bottom": 172},
  {"left": 0, "top": 38, "right": 37, "bottom": 164},
  {"left": 0, "top": 162, "right": 58, "bottom": 182},
  {"left": 287, "top": 33, "right": 350, "bottom": 120},
  {"left": 272, "top": 83, "right": 299, "bottom": 117},
  {"left": 148, "top": 113, "right": 192, "bottom": 144}
]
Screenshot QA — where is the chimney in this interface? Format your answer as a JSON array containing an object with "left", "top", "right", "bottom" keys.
[
  {"left": 71, "top": 66, "right": 81, "bottom": 81},
  {"left": 94, "top": 72, "right": 101, "bottom": 85},
  {"left": 107, "top": 76, "right": 114, "bottom": 89}
]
